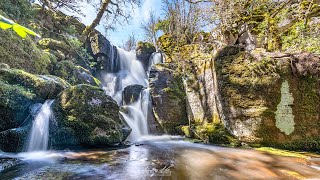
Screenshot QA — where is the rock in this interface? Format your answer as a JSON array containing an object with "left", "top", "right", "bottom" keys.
[
  {"left": 0, "top": 63, "right": 10, "bottom": 69},
  {"left": 180, "top": 123, "right": 237, "bottom": 145},
  {"left": 86, "top": 31, "right": 120, "bottom": 73},
  {"left": 122, "top": 84, "right": 145, "bottom": 105},
  {"left": 51, "top": 85, "right": 131, "bottom": 148},
  {"left": 215, "top": 48, "right": 320, "bottom": 151},
  {"left": 38, "top": 38, "right": 71, "bottom": 55},
  {"left": 238, "top": 24, "right": 257, "bottom": 51},
  {"left": 0, "top": 68, "right": 69, "bottom": 131},
  {"left": 52, "top": 60, "right": 101, "bottom": 86},
  {"left": 0, "top": 29, "right": 52, "bottom": 74},
  {"left": 185, "top": 68, "right": 220, "bottom": 125},
  {"left": 149, "top": 64, "right": 188, "bottom": 134},
  {"left": 136, "top": 41, "right": 156, "bottom": 70},
  {"left": 0, "top": 126, "right": 29, "bottom": 152},
  {"left": 0, "top": 68, "right": 70, "bottom": 100}
]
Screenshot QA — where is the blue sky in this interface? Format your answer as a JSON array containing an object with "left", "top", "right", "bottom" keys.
[{"left": 75, "top": 0, "right": 164, "bottom": 46}]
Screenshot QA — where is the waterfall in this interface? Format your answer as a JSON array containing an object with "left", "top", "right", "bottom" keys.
[
  {"left": 27, "top": 100, "right": 54, "bottom": 152},
  {"left": 100, "top": 46, "right": 163, "bottom": 142},
  {"left": 120, "top": 89, "right": 150, "bottom": 141},
  {"left": 101, "top": 48, "right": 147, "bottom": 104}
]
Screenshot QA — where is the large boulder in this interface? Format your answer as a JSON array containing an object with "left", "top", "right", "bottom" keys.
[
  {"left": 51, "top": 85, "right": 131, "bottom": 148},
  {"left": 122, "top": 84, "right": 145, "bottom": 105},
  {"left": 0, "top": 67, "right": 70, "bottom": 132},
  {"left": 215, "top": 47, "right": 320, "bottom": 150},
  {"left": 136, "top": 41, "right": 156, "bottom": 70},
  {"left": 149, "top": 64, "right": 188, "bottom": 134},
  {"left": 52, "top": 60, "right": 101, "bottom": 86},
  {"left": 0, "top": 126, "right": 29, "bottom": 152}
]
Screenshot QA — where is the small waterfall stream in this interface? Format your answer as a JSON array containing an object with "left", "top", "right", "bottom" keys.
[
  {"left": 27, "top": 100, "right": 54, "bottom": 152},
  {"left": 100, "top": 47, "right": 162, "bottom": 142},
  {"left": 120, "top": 89, "right": 150, "bottom": 141}
]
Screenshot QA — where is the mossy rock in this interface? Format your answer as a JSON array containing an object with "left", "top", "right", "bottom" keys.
[
  {"left": 215, "top": 48, "right": 320, "bottom": 151},
  {"left": 0, "top": 29, "right": 52, "bottom": 74},
  {"left": 149, "top": 63, "right": 188, "bottom": 134},
  {"left": 157, "top": 34, "right": 176, "bottom": 61},
  {"left": 0, "top": 67, "right": 69, "bottom": 132},
  {"left": 136, "top": 41, "right": 156, "bottom": 69},
  {"left": 0, "top": 68, "right": 70, "bottom": 99},
  {"left": 51, "top": 85, "right": 131, "bottom": 148},
  {"left": 52, "top": 60, "right": 101, "bottom": 86},
  {"left": 180, "top": 123, "right": 238, "bottom": 146},
  {"left": 38, "top": 38, "right": 71, "bottom": 54},
  {"left": 0, "top": 126, "right": 29, "bottom": 152}
]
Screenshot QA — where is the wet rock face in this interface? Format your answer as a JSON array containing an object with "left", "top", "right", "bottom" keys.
[
  {"left": 52, "top": 85, "right": 131, "bottom": 148},
  {"left": 149, "top": 64, "right": 188, "bottom": 134},
  {"left": 215, "top": 47, "right": 320, "bottom": 150},
  {"left": 136, "top": 41, "right": 156, "bottom": 70},
  {"left": 122, "top": 84, "right": 145, "bottom": 105}
]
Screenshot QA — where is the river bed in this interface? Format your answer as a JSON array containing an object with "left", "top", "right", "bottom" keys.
[{"left": 1, "top": 137, "right": 320, "bottom": 179}]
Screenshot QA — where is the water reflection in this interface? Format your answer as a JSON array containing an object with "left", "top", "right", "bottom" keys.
[{"left": 1, "top": 138, "right": 320, "bottom": 179}]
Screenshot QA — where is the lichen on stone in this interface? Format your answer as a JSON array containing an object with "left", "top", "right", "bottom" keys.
[{"left": 275, "top": 80, "right": 295, "bottom": 135}]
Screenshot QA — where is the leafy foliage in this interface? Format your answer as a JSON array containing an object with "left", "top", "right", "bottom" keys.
[{"left": 0, "top": 15, "right": 40, "bottom": 38}]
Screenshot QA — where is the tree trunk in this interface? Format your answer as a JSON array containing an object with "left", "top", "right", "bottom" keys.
[{"left": 81, "top": 0, "right": 110, "bottom": 41}]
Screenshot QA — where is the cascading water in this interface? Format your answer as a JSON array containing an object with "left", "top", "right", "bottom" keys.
[
  {"left": 120, "top": 89, "right": 151, "bottom": 141},
  {"left": 101, "top": 48, "right": 147, "bottom": 104},
  {"left": 100, "top": 47, "right": 162, "bottom": 142},
  {"left": 27, "top": 100, "right": 54, "bottom": 152}
]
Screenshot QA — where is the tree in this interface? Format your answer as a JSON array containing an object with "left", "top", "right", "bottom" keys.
[
  {"left": 82, "top": 0, "right": 141, "bottom": 40},
  {"left": 37, "top": 0, "right": 142, "bottom": 43},
  {"left": 122, "top": 33, "right": 137, "bottom": 51},
  {"left": 141, "top": 11, "right": 159, "bottom": 50},
  {"left": 160, "top": 0, "right": 210, "bottom": 44},
  {"left": 38, "top": 0, "right": 90, "bottom": 14}
]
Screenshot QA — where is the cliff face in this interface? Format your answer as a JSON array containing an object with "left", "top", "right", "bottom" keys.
[
  {"left": 157, "top": 28, "right": 320, "bottom": 150},
  {"left": 215, "top": 48, "right": 320, "bottom": 150}
]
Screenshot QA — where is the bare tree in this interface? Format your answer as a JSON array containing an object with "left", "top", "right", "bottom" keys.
[
  {"left": 82, "top": 0, "right": 141, "bottom": 40},
  {"left": 38, "top": 0, "right": 90, "bottom": 14},
  {"left": 141, "top": 10, "right": 159, "bottom": 50},
  {"left": 161, "top": 0, "right": 209, "bottom": 43},
  {"left": 122, "top": 33, "right": 137, "bottom": 51}
]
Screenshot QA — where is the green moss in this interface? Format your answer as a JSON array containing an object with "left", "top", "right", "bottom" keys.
[
  {"left": 0, "top": 68, "right": 68, "bottom": 99},
  {"left": 0, "top": 29, "right": 52, "bottom": 74},
  {"left": 180, "top": 123, "right": 238, "bottom": 146},
  {"left": 52, "top": 85, "right": 128, "bottom": 147},
  {"left": 52, "top": 61, "right": 100, "bottom": 86},
  {"left": 256, "top": 147, "right": 310, "bottom": 158}
]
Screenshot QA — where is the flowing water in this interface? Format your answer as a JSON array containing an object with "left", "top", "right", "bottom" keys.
[
  {"left": 26, "top": 100, "right": 54, "bottom": 152},
  {"left": 1, "top": 138, "right": 320, "bottom": 179},
  {"left": 100, "top": 47, "right": 162, "bottom": 142},
  {"left": 120, "top": 89, "right": 151, "bottom": 141},
  {"left": 100, "top": 48, "right": 147, "bottom": 104},
  {"left": 3, "top": 47, "right": 320, "bottom": 179}
]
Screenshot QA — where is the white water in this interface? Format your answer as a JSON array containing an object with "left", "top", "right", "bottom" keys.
[
  {"left": 100, "top": 47, "right": 162, "bottom": 142},
  {"left": 120, "top": 89, "right": 151, "bottom": 141},
  {"left": 27, "top": 100, "right": 54, "bottom": 152},
  {"left": 101, "top": 48, "right": 148, "bottom": 104}
]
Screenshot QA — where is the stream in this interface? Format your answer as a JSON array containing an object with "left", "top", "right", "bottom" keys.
[{"left": 1, "top": 136, "right": 320, "bottom": 179}]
